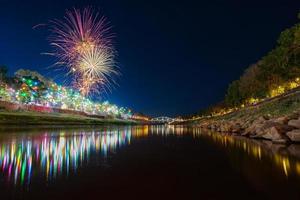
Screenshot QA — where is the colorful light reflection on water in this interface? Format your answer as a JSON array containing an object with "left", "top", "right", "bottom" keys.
[
  {"left": 2, "top": 125, "right": 300, "bottom": 189},
  {"left": 0, "top": 126, "right": 150, "bottom": 186}
]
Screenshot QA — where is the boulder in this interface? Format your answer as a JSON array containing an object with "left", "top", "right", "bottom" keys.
[
  {"left": 240, "top": 122, "right": 248, "bottom": 130},
  {"left": 257, "top": 116, "right": 269, "bottom": 123},
  {"left": 231, "top": 123, "right": 242, "bottom": 133},
  {"left": 286, "top": 129, "right": 300, "bottom": 142},
  {"left": 261, "top": 127, "right": 282, "bottom": 140},
  {"left": 261, "top": 127, "right": 290, "bottom": 143},
  {"left": 288, "top": 119, "right": 300, "bottom": 129},
  {"left": 242, "top": 126, "right": 254, "bottom": 136},
  {"left": 272, "top": 116, "right": 289, "bottom": 125},
  {"left": 243, "top": 123, "right": 263, "bottom": 137},
  {"left": 242, "top": 117, "right": 268, "bottom": 136},
  {"left": 220, "top": 124, "right": 230, "bottom": 132},
  {"left": 251, "top": 122, "right": 292, "bottom": 141},
  {"left": 260, "top": 122, "right": 292, "bottom": 134}
]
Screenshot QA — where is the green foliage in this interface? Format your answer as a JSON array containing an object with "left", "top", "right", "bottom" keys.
[
  {"left": 15, "top": 69, "right": 53, "bottom": 88},
  {"left": 225, "top": 80, "right": 242, "bottom": 107},
  {"left": 238, "top": 64, "right": 265, "bottom": 99},
  {"left": 16, "top": 75, "right": 47, "bottom": 104},
  {"left": 223, "top": 13, "right": 300, "bottom": 107},
  {"left": 0, "top": 87, "right": 9, "bottom": 101},
  {"left": 277, "top": 28, "right": 294, "bottom": 47}
]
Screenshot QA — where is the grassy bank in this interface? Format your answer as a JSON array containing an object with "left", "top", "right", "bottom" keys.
[
  {"left": 0, "top": 111, "right": 137, "bottom": 126},
  {"left": 190, "top": 89, "right": 300, "bottom": 125}
]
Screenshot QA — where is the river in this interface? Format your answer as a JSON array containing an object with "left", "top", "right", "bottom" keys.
[{"left": 0, "top": 125, "right": 300, "bottom": 199}]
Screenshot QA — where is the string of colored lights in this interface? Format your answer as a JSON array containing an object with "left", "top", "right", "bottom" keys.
[{"left": 0, "top": 75, "right": 132, "bottom": 118}]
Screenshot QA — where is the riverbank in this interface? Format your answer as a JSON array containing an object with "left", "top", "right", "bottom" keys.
[
  {"left": 189, "top": 89, "right": 300, "bottom": 144},
  {"left": 0, "top": 111, "right": 137, "bottom": 126}
]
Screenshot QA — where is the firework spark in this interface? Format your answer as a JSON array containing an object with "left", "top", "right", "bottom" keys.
[
  {"left": 76, "top": 46, "right": 118, "bottom": 96},
  {"left": 49, "top": 7, "right": 118, "bottom": 96}
]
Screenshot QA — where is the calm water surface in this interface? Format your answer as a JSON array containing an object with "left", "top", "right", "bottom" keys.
[{"left": 1, "top": 125, "right": 300, "bottom": 199}]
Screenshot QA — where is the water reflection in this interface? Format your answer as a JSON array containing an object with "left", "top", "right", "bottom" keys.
[
  {"left": 0, "top": 126, "right": 149, "bottom": 186},
  {"left": 2, "top": 125, "right": 300, "bottom": 188},
  {"left": 150, "top": 125, "right": 186, "bottom": 136},
  {"left": 192, "top": 127, "right": 300, "bottom": 177}
]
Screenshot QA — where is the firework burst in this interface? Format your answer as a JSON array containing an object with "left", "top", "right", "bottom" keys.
[
  {"left": 76, "top": 46, "right": 119, "bottom": 96},
  {"left": 49, "top": 7, "right": 118, "bottom": 96}
]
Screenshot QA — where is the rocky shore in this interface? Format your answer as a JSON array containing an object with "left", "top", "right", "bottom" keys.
[{"left": 198, "top": 112, "right": 300, "bottom": 144}]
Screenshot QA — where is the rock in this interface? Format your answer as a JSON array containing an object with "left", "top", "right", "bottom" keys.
[
  {"left": 286, "top": 129, "right": 300, "bottom": 142},
  {"left": 242, "top": 117, "right": 268, "bottom": 137},
  {"left": 272, "top": 116, "right": 289, "bottom": 125},
  {"left": 241, "top": 121, "right": 250, "bottom": 130},
  {"left": 288, "top": 119, "right": 300, "bottom": 129},
  {"left": 243, "top": 123, "right": 263, "bottom": 137},
  {"left": 262, "top": 122, "right": 292, "bottom": 133},
  {"left": 261, "top": 127, "right": 282, "bottom": 140},
  {"left": 252, "top": 122, "right": 292, "bottom": 141},
  {"left": 257, "top": 116, "right": 268, "bottom": 123},
  {"left": 221, "top": 122, "right": 235, "bottom": 133},
  {"left": 263, "top": 126, "right": 290, "bottom": 144},
  {"left": 231, "top": 123, "right": 242, "bottom": 133},
  {"left": 243, "top": 126, "right": 254, "bottom": 136}
]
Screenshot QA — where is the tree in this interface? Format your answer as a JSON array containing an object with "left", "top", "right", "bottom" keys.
[
  {"left": 15, "top": 69, "right": 53, "bottom": 88},
  {"left": 17, "top": 83, "right": 31, "bottom": 103},
  {"left": 225, "top": 80, "right": 243, "bottom": 107},
  {"left": 238, "top": 64, "right": 265, "bottom": 99},
  {"left": 0, "top": 65, "right": 8, "bottom": 84}
]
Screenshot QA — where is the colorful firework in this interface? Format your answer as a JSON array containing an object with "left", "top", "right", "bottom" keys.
[
  {"left": 49, "top": 7, "right": 118, "bottom": 96},
  {"left": 76, "top": 46, "right": 118, "bottom": 96}
]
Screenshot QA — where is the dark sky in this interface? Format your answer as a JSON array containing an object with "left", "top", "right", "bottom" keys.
[{"left": 0, "top": 0, "right": 299, "bottom": 117}]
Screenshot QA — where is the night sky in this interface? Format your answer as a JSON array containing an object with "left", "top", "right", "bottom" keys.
[{"left": 0, "top": 0, "right": 299, "bottom": 117}]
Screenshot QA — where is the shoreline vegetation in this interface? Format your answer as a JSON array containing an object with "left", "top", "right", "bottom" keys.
[
  {"left": 182, "top": 13, "right": 300, "bottom": 144},
  {"left": 187, "top": 88, "right": 300, "bottom": 144},
  {"left": 0, "top": 69, "right": 134, "bottom": 123}
]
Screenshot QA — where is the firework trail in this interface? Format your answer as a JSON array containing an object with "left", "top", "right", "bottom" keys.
[{"left": 49, "top": 7, "right": 118, "bottom": 96}]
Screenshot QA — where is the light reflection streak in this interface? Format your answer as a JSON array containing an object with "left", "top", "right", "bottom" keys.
[
  {"left": 150, "top": 125, "right": 186, "bottom": 136},
  {"left": 0, "top": 127, "right": 150, "bottom": 186},
  {"left": 2, "top": 125, "right": 300, "bottom": 187},
  {"left": 192, "top": 127, "right": 300, "bottom": 177}
]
